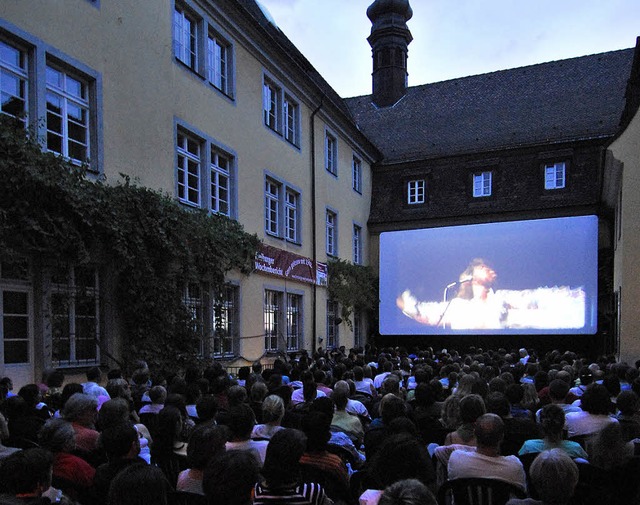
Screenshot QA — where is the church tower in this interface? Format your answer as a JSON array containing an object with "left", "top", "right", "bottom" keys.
[{"left": 367, "top": 0, "right": 413, "bottom": 107}]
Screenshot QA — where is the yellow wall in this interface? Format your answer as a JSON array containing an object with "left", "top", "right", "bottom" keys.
[
  {"left": 608, "top": 108, "right": 640, "bottom": 364},
  {"left": 2, "top": 0, "right": 374, "bottom": 367}
]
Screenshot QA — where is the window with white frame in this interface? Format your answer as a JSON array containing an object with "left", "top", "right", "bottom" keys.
[
  {"left": 353, "top": 309, "right": 363, "bottom": 349},
  {"left": 176, "top": 130, "right": 201, "bottom": 206},
  {"left": 353, "top": 224, "right": 363, "bottom": 265},
  {"left": 283, "top": 94, "right": 299, "bottom": 146},
  {"left": 0, "top": 39, "right": 28, "bottom": 124},
  {"left": 263, "top": 78, "right": 280, "bottom": 132},
  {"left": 544, "top": 162, "right": 566, "bottom": 190},
  {"left": 207, "top": 30, "right": 230, "bottom": 94},
  {"left": 473, "top": 171, "right": 492, "bottom": 197},
  {"left": 286, "top": 293, "right": 302, "bottom": 351},
  {"left": 325, "top": 131, "right": 337, "bottom": 175},
  {"left": 46, "top": 65, "right": 90, "bottom": 164},
  {"left": 174, "top": 3, "right": 198, "bottom": 70},
  {"left": 352, "top": 155, "right": 362, "bottom": 194},
  {"left": 183, "top": 282, "right": 206, "bottom": 355},
  {"left": 51, "top": 266, "right": 100, "bottom": 366},
  {"left": 264, "top": 289, "right": 282, "bottom": 352},
  {"left": 407, "top": 179, "right": 425, "bottom": 204},
  {"left": 326, "top": 210, "right": 337, "bottom": 256},
  {"left": 210, "top": 148, "right": 230, "bottom": 215},
  {"left": 326, "top": 300, "right": 339, "bottom": 349},
  {"left": 265, "top": 176, "right": 300, "bottom": 243},
  {"left": 285, "top": 189, "right": 298, "bottom": 243},
  {"left": 211, "top": 284, "right": 238, "bottom": 357}
]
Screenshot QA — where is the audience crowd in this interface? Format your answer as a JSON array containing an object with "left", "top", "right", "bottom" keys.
[{"left": 1, "top": 345, "right": 640, "bottom": 504}]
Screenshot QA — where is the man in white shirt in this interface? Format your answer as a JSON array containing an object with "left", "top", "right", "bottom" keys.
[{"left": 448, "top": 413, "right": 526, "bottom": 493}]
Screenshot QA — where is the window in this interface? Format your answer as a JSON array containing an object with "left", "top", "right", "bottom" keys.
[
  {"left": 1, "top": 289, "right": 30, "bottom": 365},
  {"left": 176, "top": 130, "right": 201, "bottom": 206},
  {"left": 207, "top": 31, "right": 230, "bottom": 94},
  {"left": 0, "top": 39, "right": 28, "bottom": 124},
  {"left": 211, "top": 284, "right": 238, "bottom": 357},
  {"left": 353, "top": 224, "right": 363, "bottom": 265},
  {"left": 210, "top": 148, "right": 230, "bottom": 215},
  {"left": 352, "top": 155, "right": 362, "bottom": 193},
  {"left": 353, "top": 309, "right": 363, "bottom": 349},
  {"left": 284, "top": 94, "right": 299, "bottom": 145},
  {"left": 183, "top": 283, "right": 206, "bottom": 354},
  {"left": 286, "top": 293, "right": 302, "bottom": 351},
  {"left": 263, "top": 78, "right": 280, "bottom": 132},
  {"left": 407, "top": 179, "right": 425, "bottom": 204},
  {"left": 51, "top": 266, "right": 100, "bottom": 366},
  {"left": 326, "top": 210, "right": 337, "bottom": 256},
  {"left": 46, "top": 65, "right": 90, "bottom": 164},
  {"left": 473, "top": 171, "right": 492, "bottom": 197},
  {"left": 264, "top": 289, "right": 281, "bottom": 352},
  {"left": 326, "top": 300, "right": 339, "bottom": 349},
  {"left": 285, "top": 189, "right": 298, "bottom": 243},
  {"left": 265, "top": 176, "right": 300, "bottom": 243},
  {"left": 545, "top": 162, "right": 566, "bottom": 190},
  {"left": 325, "top": 131, "right": 337, "bottom": 175},
  {"left": 174, "top": 4, "right": 198, "bottom": 70}
]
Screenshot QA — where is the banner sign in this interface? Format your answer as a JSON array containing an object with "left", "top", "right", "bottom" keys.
[{"left": 255, "top": 244, "right": 327, "bottom": 286}]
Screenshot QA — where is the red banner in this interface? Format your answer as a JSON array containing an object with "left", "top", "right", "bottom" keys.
[{"left": 255, "top": 244, "right": 327, "bottom": 286}]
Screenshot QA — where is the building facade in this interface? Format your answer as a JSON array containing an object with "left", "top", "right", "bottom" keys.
[{"left": 0, "top": 0, "right": 378, "bottom": 386}]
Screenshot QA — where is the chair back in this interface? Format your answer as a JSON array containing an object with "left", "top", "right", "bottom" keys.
[{"left": 437, "top": 478, "right": 526, "bottom": 505}]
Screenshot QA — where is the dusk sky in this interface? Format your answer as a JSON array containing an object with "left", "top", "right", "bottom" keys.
[{"left": 258, "top": 0, "right": 640, "bottom": 98}]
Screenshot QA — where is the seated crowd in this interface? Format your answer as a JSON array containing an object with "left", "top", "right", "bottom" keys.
[{"left": 0, "top": 346, "right": 639, "bottom": 504}]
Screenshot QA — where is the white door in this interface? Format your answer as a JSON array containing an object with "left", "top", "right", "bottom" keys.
[{"left": 0, "top": 287, "right": 34, "bottom": 389}]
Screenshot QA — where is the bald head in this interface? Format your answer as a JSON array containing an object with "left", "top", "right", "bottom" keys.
[{"left": 474, "top": 413, "right": 504, "bottom": 448}]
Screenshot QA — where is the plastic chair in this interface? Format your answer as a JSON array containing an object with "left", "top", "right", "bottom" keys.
[{"left": 437, "top": 478, "right": 526, "bottom": 505}]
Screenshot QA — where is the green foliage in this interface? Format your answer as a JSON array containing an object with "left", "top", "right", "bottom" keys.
[
  {"left": 327, "top": 258, "right": 378, "bottom": 330},
  {"left": 0, "top": 117, "right": 260, "bottom": 370}
]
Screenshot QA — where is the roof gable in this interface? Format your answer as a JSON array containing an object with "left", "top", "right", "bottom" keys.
[{"left": 345, "top": 49, "right": 635, "bottom": 162}]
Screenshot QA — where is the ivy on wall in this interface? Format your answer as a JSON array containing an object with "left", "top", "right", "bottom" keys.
[
  {"left": 327, "top": 257, "right": 378, "bottom": 331},
  {"left": 0, "top": 117, "right": 260, "bottom": 371}
]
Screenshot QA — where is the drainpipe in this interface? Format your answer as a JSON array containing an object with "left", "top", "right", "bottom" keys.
[{"left": 310, "top": 95, "right": 325, "bottom": 355}]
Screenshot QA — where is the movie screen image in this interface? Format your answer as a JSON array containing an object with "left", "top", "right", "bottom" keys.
[{"left": 379, "top": 215, "right": 598, "bottom": 335}]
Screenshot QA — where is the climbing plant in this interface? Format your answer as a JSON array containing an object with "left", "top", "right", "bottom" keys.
[
  {"left": 0, "top": 116, "right": 260, "bottom": 371},
  {"left": 327, "top": 257, "right": 379, "bottom": 330}
]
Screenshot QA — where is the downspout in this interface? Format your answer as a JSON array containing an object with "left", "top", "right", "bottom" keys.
[{"left": 310, "top": 95, "right": 325, "bottom": 354}]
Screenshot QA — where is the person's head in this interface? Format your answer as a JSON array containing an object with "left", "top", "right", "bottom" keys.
[
  {"left": 505, "top": 383, "right": 524, "bottom": 406},
  {"left": 380, "top": 393, "right": 407, "bottom": 425},
  {"left": 38, "top": 418, "right": 76, "bottom": 453},
  {"left": 458, "top": 258, "right": 496, "bottom": 298},
  {"left": 250, "top": 381, "right": 268, "bottom": 403},
  {"left": 0, "top": 448, "right": 53, "bottom": 497},
  {"left": 108, "top": 463, "right": 170, "bottom": 505},
  {"left": 540, "top": 404, "right": 566, "bottom": 442},
  {"left": 186, "top": 424, "right": 228, "bottom": 470},
  {"left": 300, "top": 410, "right": 331, "bottom": 452},
  {"left": 441, "top": 395, "right": 462, "bottom": 429},
  {"left": 549, "top": 379, "right": 570, "bottom": 403},
  {"left": 226, "top": 404, "right": 256, "bottom": 441},
  {"left": 86, "top": 366, "right": 103, "bottom": 383},
  {"left": 203, "top": 451, "right": 260, "bottom": 505},
  {"left": 97, "top": 397, "right": 131, "bottom": 430},
  {"left": 18, "top": 384, "right": 41, "bottom": 407},
  {"left": 581, "top": 383, "right": 613, "bottom": 415},
  {"left": 616, "top": 390, "right": 640, "bottom": 416},
  {"left": 459, "top": 394, "right": 486, "bottom": 424},
  {"left": 195, "top": 395, "right": 218, "bottom": 422},
  {"left": 107, "top": 378, "right": 132, "bottom": 401},
  {"left": 227, "top": 384, "right": 248, "bottom": 407},
  {"left": 331, "top": 381, "right": 350, "bottom": 411},
  {"left": 261, "top": 428, "right": 307, "bottom": 487},
  {"left": 61, "top": 392, "right": 98, "bottom": 425},
  {"left": 99, "top": 422, "right": 140, "bottom": 461},
  {"left": 529, "top": 449, "right": 579, "bottom": 504},
  {"left": 152, "top": 405, "right": 182, "bottom": 456},
  {"left": 378, "top": 478, "right": 437, "bottom": 505},
  {"left": 46, "top": 370, "right": 65, "bottom": 389},
  {"left": 485, "top": 392, "right": 510, "bottom": 418},
  {"left": 261, "top": 394, "right": 285, "bottom": 424},
  {"left": 0, "top": 376, "right": 13, "bottom": 392},
  {"left": 474, "top": 413, "right": 504, "bottom": 449},
  {"left": 368, "top": 433, "right": 434, "bottom": 489},
  {"left": 148, "top": 385, "right": 167, "bottom": 405}
]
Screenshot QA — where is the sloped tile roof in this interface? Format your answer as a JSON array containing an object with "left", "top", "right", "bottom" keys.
[{"left": 345, "top": 49, "right": 634, "bottom": 163}]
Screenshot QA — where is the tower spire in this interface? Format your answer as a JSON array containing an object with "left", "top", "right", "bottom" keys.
[{"left": 367, "top": 0, "right": 413, "bottom": 107}]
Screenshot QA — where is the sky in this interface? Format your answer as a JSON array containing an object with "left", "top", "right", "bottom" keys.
[{"left": 258, "top": 0, "right": 640, "bottom": 98}]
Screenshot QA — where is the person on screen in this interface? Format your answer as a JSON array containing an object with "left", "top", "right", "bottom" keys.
[{"left": 396, "top": 258, "right": 508, "bottom": 330}]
